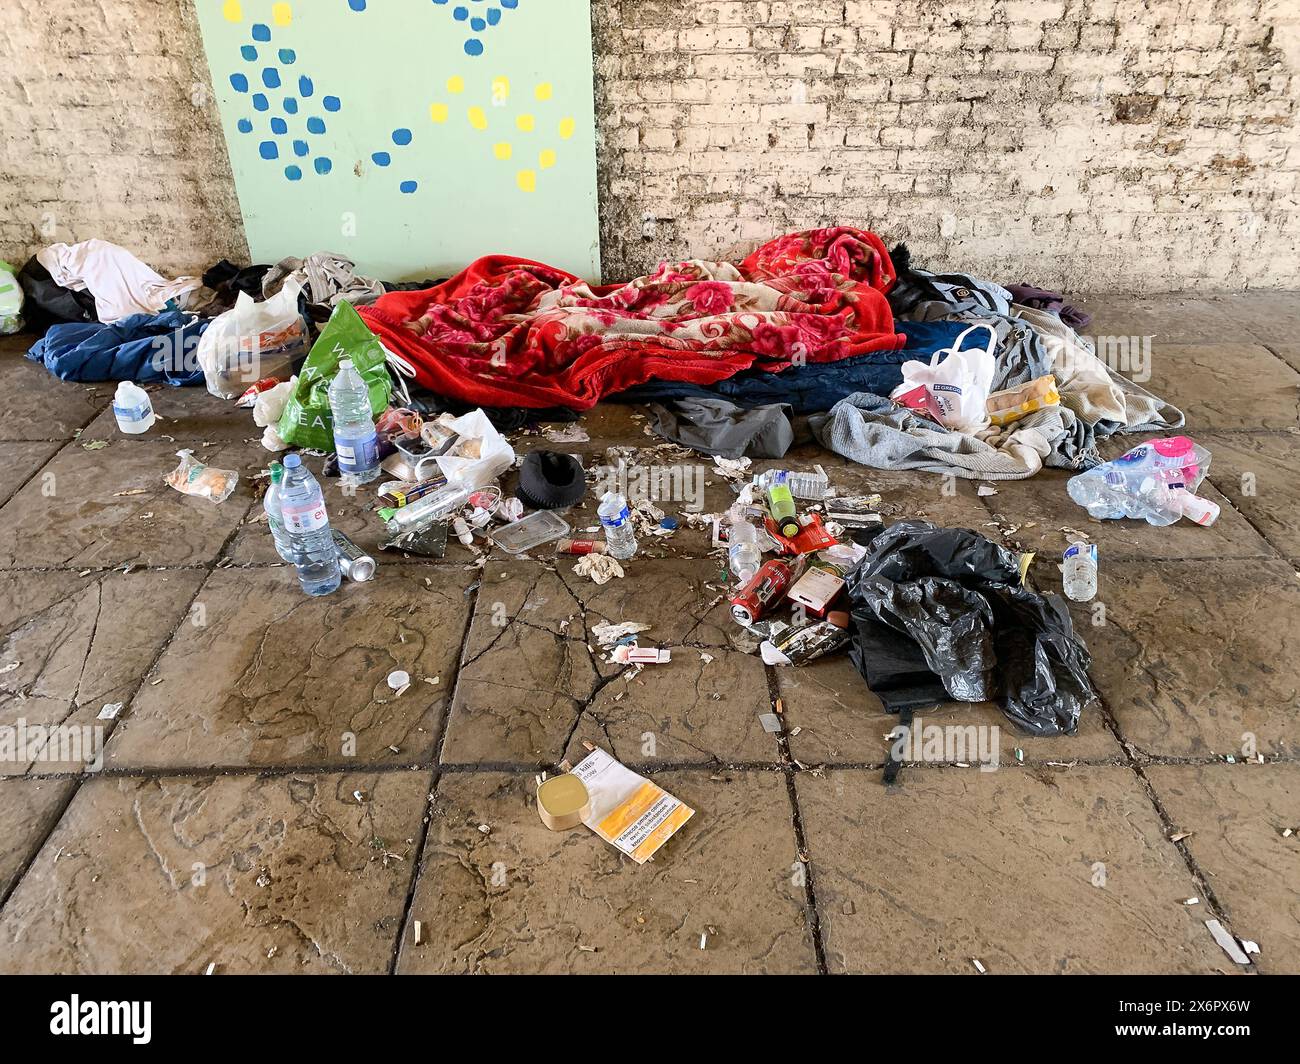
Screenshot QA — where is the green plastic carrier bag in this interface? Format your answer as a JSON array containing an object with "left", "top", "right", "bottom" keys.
[{"left": 278, "top": 301, "right": 392, "bottom": 452}]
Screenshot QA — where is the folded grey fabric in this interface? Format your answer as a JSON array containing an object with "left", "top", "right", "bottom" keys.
[
  {"left": 810, "top": 392, "right": 1069, "bottom": 480},
  {"left": 646, "top": 398, "right": 794, "bottom": 459},
  {"left": 263, "top": 252, "right": 386, "bottom": 311}
]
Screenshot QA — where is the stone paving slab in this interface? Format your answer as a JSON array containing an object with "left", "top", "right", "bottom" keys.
[
  {"left": 80, "top": 383, "right": 265, "bottom": 445},
  {"left": 0, "top": 770, "right": 430, "bottom": 974},
  {"left": 396, "top": 769, "right": 817, "bottom": 973},
  {"left": 796, "top": 766, "right": 1232, "bottom": 974},
  {"left": 1068, "top": 559, "right": 1300, "bottom": 760},
  {"left": 104, "top": 567, "right": 475, "bottom": 771},
  {"left": 1143, "top": 343, "right": 1300, "bottom": 430},
  {"left": 1145, "top": 763, "right": 1300, "bottom": 974},
  {"left": 0, "top": 343, "right": 110, "bottom": 441},
  {"left": 1082, "top": 295, "right": 1272, "bottom": 346},
  {"left": 0, "top": 441, "right": 63, "bottom": 508},
  {"left": 0, "top": 440, "right": 255, "bottom": 569},
  {"left": 0, "top": 569, "right": 205, "bottom": 776},
  {"left": 1198, "top": 430, "right": 1300, "bottom": 558},
  {"left": 0, "top": 778, "right": 76, "bottom": 900}
]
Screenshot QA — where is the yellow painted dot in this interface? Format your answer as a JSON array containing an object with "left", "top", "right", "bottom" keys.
[
  {"left": 222, "top": 0, "right": 243, "bottom": 22},
  {"left": 493, "top": 142, "right": 513, "bottom": 160},
  {"left": 271, "top": 2, "right": 292, "bottom": 26},
  {"left": 468, "top": 106, "right": 488, "bottom": 131},
  {"left": 517, "top": 170, "right": 537, "bottom": 193},
  {"left": 534, "top": 82, "right": 553, "bottom": 101},
  {"left": 539, "top": 149, "right": 557, "bottom": 169},
  {"left": 516, "top": 113, "right": 535, "bottom": 133},
  {"left": 559, "top": 117, "right": 576, "bottom": 140},
  {"left": 447, "top": 76, "right": 464, "bottom": 94},
  {"left": 430, "top": 103, "right": 448, "bottom": 123},
  {"left": 492, "top": 76, "right": 510, "bottom": 103}
]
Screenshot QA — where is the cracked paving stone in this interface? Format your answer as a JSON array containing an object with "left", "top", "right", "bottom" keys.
[
  {"left": 103, "top": 567, "right": 474, "bottom": 770},
  {"left": 1061, "top": 559, "right": 1300, "bottom": 759},
  {"left": 0, "top": 770, "right": 430, "bottom": 974},
  {"left": 1142, "top": 343, "right": 1300, "bottom": 430},
  {"left": 978, "top": 466, "right": 1270, "bottom": 561},
  {"left": 1146, "top": 763, "right": 1300, "bottom": 974},
  {"left": 797, "top": 766, "right": 1230, "bottom": 974},
  {"left": 442, "top": 558, "right": 745, "bottom": 765},
  {"left": 0, "top": 342, "right": 111, "bottom": 441},
  {"left": 776, "top": 653, "right": 1122, "bottom": 766},
  {"left": 1270, "top": 344, "right": 1300, "bottom": 376},
  {"left": 0, "top": 778, "right": 77, "bottom": 898},
  {"left": 0, "top": 441, "right": 63, "bottom": 508},
  {"left": 1198, "top": 430, "right": 1300, "bottom": 557},
  {"left": 0, "top": 569, "right": 206, "bottom": 776},
  {"left": 0, "top": 440, "right": 256, "bottom": 569},
  {"left": 396, "top": 769, "right": 816, "bottom": 973}
]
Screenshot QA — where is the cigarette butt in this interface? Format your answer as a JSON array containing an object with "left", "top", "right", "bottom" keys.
[{"left": 413, "top": 920, "right": 423, "bottom": 946}]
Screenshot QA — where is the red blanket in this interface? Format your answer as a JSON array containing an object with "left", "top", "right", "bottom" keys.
[{"left": 359, "top": 227, "right": 904, "bottom": 410}]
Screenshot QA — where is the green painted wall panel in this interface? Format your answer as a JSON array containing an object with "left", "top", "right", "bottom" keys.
[{"left": 194, "top": 0, "right": 601, "bottom": 280}]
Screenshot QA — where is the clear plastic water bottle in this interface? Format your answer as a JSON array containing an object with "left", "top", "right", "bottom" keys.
[
  {"left": 112, "top": 381, "right": 155, "bottom": 434},
  {"left": 598, "top": 491, "right": 638, "bottom": 560},
  {"left": 328, "top": 359, "right": 380, "bottom": 484},
  {"left": 1062, "top": 541, "right": 1097, "bottom": 602},
  {"left": 278, "top": 453, "right": 341, "bottom": 596},
  {"left": 263, "top": 461, "right": 295, "bottom": 562},
  {"left": 1066, "top": 437, "right": 1211, "bottom": 527},
  {"left": 727, "top": 509, "right": 761, "bottom": 582}
]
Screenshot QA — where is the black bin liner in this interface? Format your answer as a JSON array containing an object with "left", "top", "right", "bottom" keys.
[{"left": 844, "top": 520, "right": 1096, "bottom": 735}]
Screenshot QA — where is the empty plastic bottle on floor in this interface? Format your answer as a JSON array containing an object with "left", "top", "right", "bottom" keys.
[
  {"left": 112, "top": 381, "right": 154, "bottom": 434},
  {"left": 263, "top": 461, "right": 295, "bottom": 562},
  {"left": 598, "top": 491, "right": 638, "bottom": 560},
  {"left": 278, "top": 453, "right": 341, "bottom": 596},
  {"left": 1062, "top": 541, "right": 1097, "bottom": 602},
  {"left": 1066, "top": 436, "right": 1216, "bottom": 526},
  {"left": 328, "top": 359, "right": 380, "bottom": 483},
  {"left": 727, "top": 508, "right": 761, "bottom": 582}
]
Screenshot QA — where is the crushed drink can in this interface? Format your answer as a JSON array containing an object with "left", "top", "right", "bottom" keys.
[
  {"left": 333, "top": 530, "right": 376, "bottom": 582},
  {"left": 730, "top": 558, "right": 799, "bottom": 626}
]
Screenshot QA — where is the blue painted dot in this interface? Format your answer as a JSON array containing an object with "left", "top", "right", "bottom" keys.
[
  {"left": 348, "top": 0, "right": 367, "bottom": 9},
  {"left": 501, "top": 0, "right": 518, "bottom": 7},
  {"left": 253, "top": 93, "right": 269, "bottom": 111},
  {"left": 299, "top": 76, "right": 314, "bottom": 97},
  {"left": 400, "top": 180, "right": 419, "bottom": 194},
  {"left": 240, "top": 45, "right": 258, "bottom": 61},
  {"left": 453, "top": 6, "right": 468, "bottom": 20},
  {"left": 278, "top": 48, "right": 296, "bottom": 64},
  {"left": 262, "top": 67, "right": 281, "bottom": 89},
  {"left": 487, "top": 8, "right": 501, "bottom": 25},
  {"left": 315, "top": 157, "right": 333, "bottom": 175},
  {"left": 230, "top": 73, "right": 249, "bottom": 93},
  {"left": 323, "top": 96, "right": 341, "bottom": 112},
  {"left": 293, "top": 140, "right": 310, "bottom": 157},
  {"left": 259, "top": 141, "right": 279, "bottom": 160},
  {"left": 252, "top": 23, "right": 271, "bottom": 42},
  {"left": 285, "top": 165, "right": 303, "bottom": 181},
  {"left": 283, "top": 97, "right": 299, "bottom": 114},
  {"left": 307, "top": 117, "right": 326, "bottom": 134},
  {"left": 372, "top": 152, "right": 391, "bottom": 166},
  {"left": 237, "top": 118, "right": 254, "bottom": 133},
  {"left": 464, "top": 38, "right": 484, "bottom": 56},
  {"left": 270, "top": 117, "right": 287, "bottom": 134},
  {"left": 470, "top": 17, "right": 486, "bottom": 31},
  {"left": 392, "top": 128, "right": 412, "bottom": 146}
]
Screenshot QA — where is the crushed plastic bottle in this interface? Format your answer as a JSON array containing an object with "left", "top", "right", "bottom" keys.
[
  {"left": 263, "top": 461, "right": 295, "bottom": 562},
  {"left": 727, "top": 508, "right": 761, "bottom": 582},
  {"left": 328, "top": 359, "right": 380, "bottom": 483},
  {"left": 598, "top": 492, "right": 638, "bottom": 560},
  {"left": 279, "top": 453, "right": 341, "bottom": 596},
  {"left": 1062, "top": 541, "right": 1097, "bottom": 602},
  {"left": 1067, "top": 436, "right": 1217, "bottom": 527},
  {"left": 112, "top": 381, "right": 155, "bottom": 434}
]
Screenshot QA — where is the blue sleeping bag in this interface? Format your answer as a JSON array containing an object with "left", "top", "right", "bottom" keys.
[{"left": 27, "top": 310, "right": 209, "bottom": 385}]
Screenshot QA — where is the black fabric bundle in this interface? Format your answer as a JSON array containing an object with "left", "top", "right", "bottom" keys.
[
  {"left": 516, "top": 450, "right": 586, "bottom": 510},
  {"left": 844, "top": 520, "right": 1096, "bottom": 736}
]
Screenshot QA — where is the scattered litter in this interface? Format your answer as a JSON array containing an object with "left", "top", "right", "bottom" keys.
[
  {"left": 758, "top": 712, "right": 782, "bottom": 734},
  {"left": 972, "top": 958, "right": 986, "bottom": 974},
  {"left": 977, "top": 484, "right": 998, "bottom": 497},
  {"left": 543, "top": 423, "right": 589, "bottom": 444},
  {"left": 711, "top": 455, "right": 751, "bottom": 481},
  {"left": 353, "top": 790, "right": 367, "bottom": 804},
  {"left": 205, "top": 963, "right": 217, "bottom": 976},
  {"left": 477, "top": 824, "right": 491, "bottom": 835},
  {"left": 82, "top": 440, "right": 108, "bottom": 451},
  {"left": 593, "top": 621, "right": 651, "bottom": 647},
  {"left": 1241, "top": 939, "right": 1260, "bottom": 956},
  {"left": 624, "top": 646, "right": 670, "bottom": 665},
  {"left": 97, "top": 702, "right": 123, "bottom": 721},
  {"left": 112, "top": 488, "right": 148, "bottom": 497},
  {"left": 1204, "top": 919, "right": 1251, "bottom": 965},
  {"left": 1170, "top": 831, "right": 1193, "bottom": 843},
  {"left": 536, "top": 773, "right": 591, "bottom": 831},
  {"left": 699, "top": 652, "right": 714, "bottom": 664},
  {"left": 1182, "top": 897, "right": 1199, "bottom": 905},
  {"left": 574, "top": 553, "right": 624, "bottom": 584},
  {"left": 387, "top": 670, "right": 410, "bottom": 691},
  {"left": 570, "top": 745, "right": 694, "bottom": 864},
  {"left": 699, "top": 932, "right": 708, "bottom": 950},
  {"left": 165, "top": 449, "right": 238, "bottom": 503}
]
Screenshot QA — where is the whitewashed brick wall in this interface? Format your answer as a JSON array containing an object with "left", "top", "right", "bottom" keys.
[{"left": 2, "top": 0, "right": 1297, "bottom": 290}]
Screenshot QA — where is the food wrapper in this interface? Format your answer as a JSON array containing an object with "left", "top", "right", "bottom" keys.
[
  {"left": 570, "top": 747, "right": 694, "bottom": 864},
  {"left": 164, "top": 450, "right": 238, "bottom": 504}
]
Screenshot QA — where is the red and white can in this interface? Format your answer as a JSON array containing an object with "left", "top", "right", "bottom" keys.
[{"left": 730, "top": 559, "right": 796, "bottom": 626}]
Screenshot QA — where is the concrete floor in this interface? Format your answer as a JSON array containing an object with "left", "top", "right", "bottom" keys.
[{"left": 0, "top": 292, "right": 1297, "bottom": 974}]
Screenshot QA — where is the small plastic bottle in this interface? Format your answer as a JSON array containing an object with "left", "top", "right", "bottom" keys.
[
  {"left": 765, "top": 473, "right": 801, "bottom": 538},
  {"left": 328, "top": 359, "right": 380, "bottom": 484},
  {"left": 279, "top": 453, "right": 341, "bottom": 596},
  {"left": 263, "top": 461, "right": 295, "bottom": 562},
  {"left": 1062, "top": 540, "right": 1098, "bottom": 602},
  {"left": 112, "top": 381, "right": 155, "bottom": 434},
  {"left": 727, "top": 510, "right": 761, "bottom": 582},
  {"left": 598, "top": 492, "right": 638, "bottom": 560}
]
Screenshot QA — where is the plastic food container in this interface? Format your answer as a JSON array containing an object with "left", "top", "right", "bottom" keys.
[{"left": 490, "top": 511, "right": 570, "bottom": 554}]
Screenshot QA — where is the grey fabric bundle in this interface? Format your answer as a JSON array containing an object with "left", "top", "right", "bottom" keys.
[{"left": 646, "top": 397, "right": 794, "bottom": 459}]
